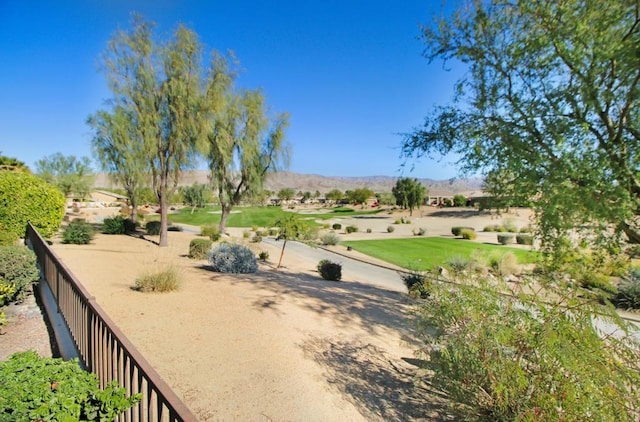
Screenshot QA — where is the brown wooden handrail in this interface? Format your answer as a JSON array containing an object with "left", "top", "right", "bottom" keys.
[{"left": 26, "top": 222, "right": 198, "bottom": 422}]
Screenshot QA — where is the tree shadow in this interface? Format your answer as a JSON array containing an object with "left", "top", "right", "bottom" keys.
[{"left": 301, "top": 336, "right": 455, "bottom": 421}]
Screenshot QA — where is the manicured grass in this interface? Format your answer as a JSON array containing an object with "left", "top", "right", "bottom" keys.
[
  {"left": 168, "top": 205, "right": 384, "bottom": 228},
  {"left": 341, "top": 237, "right": 539, "bottom": 271}
]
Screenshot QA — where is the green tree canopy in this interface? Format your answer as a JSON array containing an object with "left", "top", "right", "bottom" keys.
[
  {"left": 181, "top": 182, "right": 211, "bottom": 214},
  {"left": 402, "top": 0, "right": 640, "bottom": 251},
  {"left": 325, "top": 189, "right": 343, "bottom": 203},
  {"left": 347, "top": 188, "right": 374, "bottom": 207},
  {"left": 392, "top": 177, "right": 427, "bottom": 216},
  {"left": 277, "top": 188, "right": 295, "bottom": 203},
  {"left": 35, "top": 153, "right": 94, "bottom": 200},
  {"left": 0, "top": 153, "right": 30, "bottom": 173}
]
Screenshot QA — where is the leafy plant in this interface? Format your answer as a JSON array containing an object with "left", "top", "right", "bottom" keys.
[
  {"left": 102, "top": 215, "right": 136, "bottom": 234},
  {"left": 250, "top": 235, "right": 262, "bottom": 243},
  {"left": 145, "top": 221, "right": 161, "bottom": 235},
  {"left": 0, "top": 170, "right": 65, "bottom": 240},
  {"left": 613, "top": 268, "right": 640, "bottom": 310},
  {"left": 460, "top": 228, "right": 477, "bottom": 240},
  {"left": 412, "top": 227, "right": 427, "bottom": 236},
  {"left": 366, "top": 228, "right": 372, "bottom": 233},
  {"left": 317, "top": 259, "right": 342, "bottom": 281},
  {"left": 188, "top": 238, "right": 212, "bottom": 260},
  {"left": 0, "top": 351, "right": 141, "bottom": 420},
  {"left": 0, "top": 245, "right": 39, "bottom": 305},
  {"left": 488, "top": 251, "right": 519, "bottom": 276},
  {"left": 200, "top": 224, "right": 221, "bottom": 241},
  {"left": 344, "top": 225, "right": 358, "bottom": 234},
  {"left": 258, "top": 250, "right": 269, "bottom": 262},
  {"left": 400, "top": 268, "right": 431, "bottom": 298},
  {"left": 516, "top": 233, "right": 534, "bottom": 245},
  {"left": 321, "top": 232, "right": 340, "bottom": 246},
  {"left": 208, "top": 243, "right": 258, "bottom": 273},
  {"left": 332, "top": 223, "right": 342, "bottom": 230},
  {"left": 62, "top": 219, "right": 94, "bottom": 244},
  {"left": 133, "top": 266, "right": 181, "bottom": 292},
  {"left": 414, "top": 278, "right": 640, "bottom": 420},
  {"left": 451, "top": 226, "right": 474, "bottom": 237},
  {"left": 387, "top": 225, "right": 395, "bottom": 233},
  {"left": 483, "top": 224, "right": 501, "bottom": 232},
  {"left": 497, "top": 233, "right": 515, "bottom": 245}
]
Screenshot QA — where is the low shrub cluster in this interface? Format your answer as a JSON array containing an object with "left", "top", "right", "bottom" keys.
[
  {"left": 488, "top": 251, "right": 519, "bottom": 276},
  {"left": 0, "top": 351, "right": 141, "bottom": 420},
  {"left": 394, "top": 217, "right": 411, "bottom": 224},
  {"left": 188, "top": 238, "right": 212, "bottom": 260},
  {"left": 0, "top": 245, "right": 39, "bottom": 305},
  {"left": 317, "top": 259, "right": 342, "bottom": 281},
  {"left": 208, "top": 243, "right": 258, "bottom": 273},
  {"left": 460, "top": 228, "right": 476, "bottom": 240},
  {"left": 145, "top": 221, "right": 161, "bottom": 235},
  {"left": 321, "top": 232, "right": 340, "bottom": 246},
  {"left": 258, "top": 250, "right": 269, "bottom": 262},
  {"left": 497, "top": 233, "right": 515, "bottom": 245},
  {"left": 200, "top": 224, "right": 221, "bottom": 241},
  {"left": 412, "top": 227, "right": 427, "bottom": 236},
  {"left": 345, "top": 225, "right": 358, "bottom": 234},
  {"left": 366, "top": 228, "right": 372, "bottom": 233},
  {"left": 332, "top": 223, "right": 342, "bottom": 230},
  {"left": 62, "top": 219, "right": 94, "bottom": 244},
  {"left": 516, "top": 233, "right": 534, "bottom": 245},
  {"left": 451, "top": 226, "right": 474, "bottom": 237},
  {"left": 401, "top": 269, "right": 431, "bottom": 298},
  {"left": 387, "top": 225, "right": 395, "bottom": 233},
  {"left": 102, "top": 215, "right": 136, "bottom": 234},
  {"left": 133, "top": 266, "right": 181, "bottom": 292}
]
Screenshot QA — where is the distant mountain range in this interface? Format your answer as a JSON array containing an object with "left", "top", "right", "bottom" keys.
[{"left": 94, "top": 170, "right": 484, "bottom": 196}]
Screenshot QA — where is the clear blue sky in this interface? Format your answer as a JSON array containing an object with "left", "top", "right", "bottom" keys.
[{"left": 0, "top": 0, "right": 464, "bottom": 179}]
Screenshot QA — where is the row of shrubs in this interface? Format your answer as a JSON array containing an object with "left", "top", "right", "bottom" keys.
[
  {"left": 61, "top": 217, "right": 179, "bottom": 245},
  {"left": 483, "top": 223, "right": 534, "bottom": 233},
  {"left": 451, "top": 226, "right": 534, "bottom": 245}
]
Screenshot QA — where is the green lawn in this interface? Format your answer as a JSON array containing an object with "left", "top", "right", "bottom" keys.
[
  {"left": 341, "top": 237, "right": 539, "bottom": 271},
  {"left": 167, "top": 205, "right": 384, "bottom": 228}
]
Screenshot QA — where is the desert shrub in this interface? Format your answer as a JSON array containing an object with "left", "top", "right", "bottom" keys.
[
  {"left": 256, "top": 230, "right": 267, "bottom": 237},
  {"left": 133, "top": 266, "right": 181, "bottom": 292},
  {"left": 387, "top": 225, "right": 395, "bottom": 233},
  {"left": 416, "top": 278, "right": 640, "bottom": 421},
  {"left": 321, "top": 232, "right": 340, "bottom": 246},
  {"left": 401, "top": 269, "right": 432, "bottom": 299},
  {"left": 403, "top": 218, "right": 411, "bottom": 224},
  {"left": 366, "top": 228, "right": 372, "bottom": 233},
  {"left": 251, "top": 225, "right": 258, "bottom": 232},
  {"left": 345, "top": 225, "right": 358, "bottom": 234},
  {"left": 251, "top": 235, "right": 262, "bottom": 243},
  {"left": 268, "top": 228, "right": 279, "bottom": 236},
  {"left": 102, "top": 215, "right": 136, "bottom": 234},
  {"left": 258, "top": 250, "right": 269, "bottom": 262},
  {"left": 394, "top": 218, "right": 403, "bottom": 224},
  {"left": 0, "top": 351, "right": 140, "bottom": 420},
  {"left": 445, "top": 255, "right": 471, "bottom": 275},
  {"left": 332, "top": 223, "right": 342, "bottom": 230},
  {"left": 200, "top": 224, "right": 220, "bottom": 241},
  {"left": 0, "top": 245, "right": 39, "bottom": 305},
  {"left": 516, "top": 233, "right": 534, "bottom": 245},
  {"left": 0, "top": 171, "right": 65, "bottom": 240},
  {"left": 208, "top": 243, "right": 258, "bottom": 273},
  {"left": 502, "top": 218, "right": 518, "bottom": 232},
  {"left": 488, "top": 251, "right": 519, "bottom": 276},
  {"left": 483, "top": 224, "right": 500, "bottom": 232},
  {"left": 413, "top": 227, "right": 427, "bottom": 236},
  {"left": 451, "top": 226, "right": 474, "bottom": 237},
  {"left": 188, "top": 238, "right": 212, "bottom": 260},
  {"left": 317, "top": 259, "right": 342, "bottom": 281},
  {"left": 62, "top": 219, "right": 94, "bottom": 244},
  {"left": 301, "top": 226, "right": 319, "bottom": 241},
  {"left": 519, "top": 226, "right": 534, "bottom": 233},
  {"left": 460, "top": 228, "right": 477, "bottom": 240},
  {"left": 577, "top": 271, "right": 617, "bottom": 295},
  {"left": 242, "top": 230, "right": 251, "bottom": 239},
  {"left": 145, "top": 221, "right": 161, "bottom": 235},
  {"left": 497, "top": 233, "right": 515, "bottom": 245},
  {"left": 496, "top": 225, "right": 508, "bottom": 232},
  {"left": 612, "top": 268, "right": 640, "bottom": 310}
]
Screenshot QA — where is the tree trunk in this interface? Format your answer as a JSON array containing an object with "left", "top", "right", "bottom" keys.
[
  {"left": 130, "top": 197, "right": 138, "bottom": 224},
  {"left": 158, "top": 188, "right": 169, "bottom": 247},
  {"left": 277, "top": 239, "right": 287, "bottom": 268},
  {"left": 219, "top": 204, "right": 230, "bottom": 234},
  {"left": 621, "top": 221, "right": 640, "bottom": 244}
]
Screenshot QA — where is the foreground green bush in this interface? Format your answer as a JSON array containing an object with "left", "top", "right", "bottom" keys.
[
  {"left": 188, "top": 238, "right": 212, "bottom": 260},
  {"left": 317, "top": 259, "right": 342, "bottom": 281},
  {"left": 0, "top": 351, "right": 140, "bottom": 420},
  {"left": 62, "top": 219, "right": 94, "bottom": 244},
  {"left": 451, "top": 226, "right": 474, "bottom": 237},
  {"left": 145, "top": 221, "right": 161, "bottom": 235},
  {"left": 0, "top": 245, "right": 39, "bottom": 305},
  {"left": 200, "top": 224, "right": 220, "bottom": 241},
  {"left": 208, "top": 243, "right": 258, "bottom": 273},
  {"left": 414, "top": 278, "right": 640, "bottom": 420},
  {"left": 0, "top": 171, "right": 65, "bottom": 241}
]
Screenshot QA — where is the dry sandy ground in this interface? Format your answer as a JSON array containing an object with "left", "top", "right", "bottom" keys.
[{"left": 3, "top": 206, "right": 534, "bottom": 421}]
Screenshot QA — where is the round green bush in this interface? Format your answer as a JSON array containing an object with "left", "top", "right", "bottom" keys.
[
  {"left": 317, "top": 259, "right": 342, "bottom": 281},
  {"left": 516, "top": 234, "right": 534, "bottom": 245},
  {"left": 62, "top": 219, "right": 94, "bottom": 244},
  {"left": 145, "top": 221, "right": 161, "bottom": 235},
  {"left": 102, "top": 215, "right": 136, "bottom": 234},
  {"left": 452, "top": 226, "right": 474, "bottom": 237},
  {"left": 460, "top": 228, "right": 477, "bottom": 240},
  {"left": 0, "top": 171, "right": 65, "bottom": 240},
  {"left": 200, "top": 224, "right": 221, "bottom": 241},
  {"left": 188, "top": 238, "right": 213, "bottom": 260},
  {"left": 321, "top": 232, "right": 340, "bottom": 246},
  {"left": 497, "top": 233, "right": 515, "bottom": 245},
  {"left": 0, "top": 245, "right": 39, "bottom": 305},
  {"left": 332, "top": 223, "right": 342, "bottom": 230},
  {"left": 387, "top": 225, "right": 395, "bottom": 233},
  {"left": 345, "top": 225, "right": 358, "bottom": 234},
  {"left": 0, "top": 351, "right": 140, "bottom": 420}
]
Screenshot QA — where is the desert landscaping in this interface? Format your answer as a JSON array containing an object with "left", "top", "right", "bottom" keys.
[{"left": 1, "top": 205, "right": 534, "bottom": 421}]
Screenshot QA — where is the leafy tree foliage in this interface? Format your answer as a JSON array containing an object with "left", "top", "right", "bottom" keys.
[
  {"left": 402, "top": 0, "right": 640, "bottom": 250},
  {"left": 181, "top": 182, "right": 211, "bottom": 214},
  {"left": 347, "top": 188, "right": 374, "bottom": 206},
  {"left": 392, "top": 177, "right": 427, "bottom": 216},
  {"left": 325, "top": 189, "right": 343, "bottom": 203},
  {"left": 0, "top": 171, "right": 65, "bottom": 242},
  {"left": 88, "top": 106, "right": 149, "bottom": 223},
  {"left": 277, "top": 188, "right": 295, "bottom": 203},
  {"left": 35, "top": 153, "right": 94, "bottom": 200},
  {"left": 97, "top": 16, "right": 208, "bottom": 246},
  {"left": 0, "top": 153, "right": 30, "bottom": 173},
  {"left": 205, "top": 54, "right": 290, "bottom": 233},
  {"left": 272, "top": 213, "right": 308, "bottom": 268}
]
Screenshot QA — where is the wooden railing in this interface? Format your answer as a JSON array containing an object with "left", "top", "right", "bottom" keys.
[{"left": 26, "top": 223, "right": 198, "bottom": 422}]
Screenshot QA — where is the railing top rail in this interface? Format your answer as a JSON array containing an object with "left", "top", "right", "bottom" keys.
[{"left": 26, "top": 223, "right": 198, "bottom": 422}]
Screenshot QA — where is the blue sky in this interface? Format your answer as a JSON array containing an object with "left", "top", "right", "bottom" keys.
[{"left": 0, "top": 1, "right": 464, "bottom": 179}]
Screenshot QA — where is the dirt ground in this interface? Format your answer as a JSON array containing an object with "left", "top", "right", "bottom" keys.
[{"left": 2, "top": 206, "right": 534, "bottom": 421}]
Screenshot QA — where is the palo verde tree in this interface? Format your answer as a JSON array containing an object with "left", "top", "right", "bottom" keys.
[
  {"left": 272, "top": 213, "right": 308, "bottom": 268},
  {"left": 402, "top": 0, "right": 640, "bottom": 252},
  {"left": 98, "top": 16, "right": 208, "bottom": 246},
  {"left": 204, "top": 53, "right": 290, "bottom": 234},
  {"left": 35, "top": 153, "right": 94, "bottom": 201},
  {"left": 392, "top": 177, "right": 427, "bottom": 216},
  {"left": 88, "top": 106, "right": 149, "bottom": 223}
]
